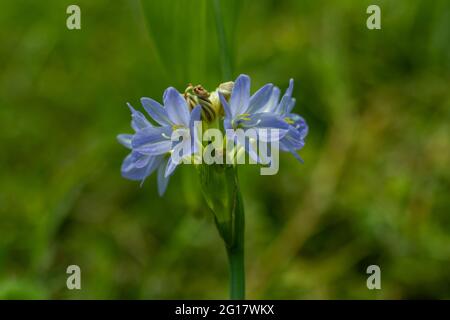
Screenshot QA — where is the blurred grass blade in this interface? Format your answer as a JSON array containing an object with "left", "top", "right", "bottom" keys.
[
  {"left": 140, "top": 0, "right": 240, "bottom": 86},
  {"left": 212, "top": 0, "right": 238, "bottom": 80}
]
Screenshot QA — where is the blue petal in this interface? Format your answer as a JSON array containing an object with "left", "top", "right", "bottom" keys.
[
  {"left": 263, "top": 86, "right": 281, "bottom": 112},
  {"left": 286, "top": 98, "right": 296, "bottom": 114},
  {"left": 255, "top": 128, "right": 288, "bottom": 143},
  {"left": 165, "top": 156, "right": 179, "bottom": 178},
  {"left": 157, "top": 159, "right": 170, "bottom": 196},
  {"left": 141, "top": 97, "right": 172, "bottom": 126},
  {"left": 121, "top": 152, "right": 139, "bottom": 174},
  {"left": 229, "top": 74, "right": 250, "bottom": 117},
  {"left": 163, "top": 87, "right": 190, "bottom": 126},
  {"left": 117, "top": 134, "right": 133, "bottom": 149},
  {"left": 127, "top": 103, "right": 152, "bottom": 131},
  {"left": 134, "top": 153, "right": 152, "bottom": 168},
  {"left": 139, "top": 155, "right": 164, "bottom": 186},
  {"left": 280, "top": 136, "right": 304, "bottom": 152},
  {"left": 277, "top": 97, "right": 296, "bottom": 115},
  {"left": 162, "top": 87, "right": 170, "bottom": 103},
  {"left": 246, "top": 113, "right": 291, "bottom": 142},
  {"left": 241, "top": 112, "right": 289, "bottom": 131},
  {"left": 285, "top": 147, "right": 304, "bottom": 163},
  {"left": 287, "top": 113, "right": 308, "bottom": 139},
  {"left": 189, "top": 105, "right": 202, "bottom": 129},
  {"left": 136, "top": 140, "right": 172, "bottom": 155},
  {"left": 121, "top": 152, "right": 154, "bottom": 181},
  {"left": 219, "top": 93, "right": 233, "bottom": 129},
  {"left": 189, "top": 105, "right": 202, "bottom": 154},
  {"left": 247, "top": 83, "right": 274, "bottom": 114},
  {"left": 280, "top": 127, "right": 306, "bottom": 151},
  {"left": 285, "top": 78, "right": 294, "bottom": 97},
  {"left": 219, "top": 93, "right": 231, "bottom": 118},
  {"left": 132, "top": 126, "right": 173, "bottom": 155},
  {"left": 276, "top": 79, "right": 295, "bottom": 114},
  {"left": 280, "top": 138, "right": 305, "bottom": 163}
]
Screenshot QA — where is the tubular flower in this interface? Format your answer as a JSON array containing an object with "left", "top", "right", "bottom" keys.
[
  {"left": 219, "top": 74, "right": 307, "bottom": 162},
  {"left": 218, "top": 74, "right": 290, "bottom": 161},
  {"left": 118, "top": 87, "right": 201, "bottom": 195},
  {"left": 261, "top": 78, "right": 309, "bottom": 162}
]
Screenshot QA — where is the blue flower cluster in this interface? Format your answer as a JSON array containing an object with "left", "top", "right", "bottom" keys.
[{"left": 118, "top": 75, "right": 308, "bottom": 195}]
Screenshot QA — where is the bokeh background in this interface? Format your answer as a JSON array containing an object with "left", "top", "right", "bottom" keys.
[{"left": 1, "top": 0, "right": 449, "bottom": 299}]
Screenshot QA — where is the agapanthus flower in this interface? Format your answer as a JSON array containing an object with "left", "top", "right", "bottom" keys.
[
  {"left": 218, "top": 74, "right": 291, "bottom": 161},
  {"left": 118, "top": 87, "right": 201, "bottom": 195},
  {"left": 256, "top": 78, "right": 309, "bottom": 162},
  {"left": 218, "top": 74, "right": 307, "bottom": 162}
]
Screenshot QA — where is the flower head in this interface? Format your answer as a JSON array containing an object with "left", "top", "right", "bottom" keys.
[{"left": 118, "top": 75, "right": 308, "bottom": 193}]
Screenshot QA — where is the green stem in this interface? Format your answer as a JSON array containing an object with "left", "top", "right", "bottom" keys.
[
  {"left": 197, "top": 164, "right": 245, "bottom": 299},
  {"left": 227, "top": 245, "right": 245, "bottom": 299},
  {"left": 228, "top": 169, "right": 245, "bottom": 299},
  {"left": 212, "top": 0, "right": 232, "bottom": 80}
]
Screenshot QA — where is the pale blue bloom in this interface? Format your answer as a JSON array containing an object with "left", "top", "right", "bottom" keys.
[
  {"left": 118, "top": 87, "right": 201, "bottom": 196},
  {"left": 219, "top": 74, "right": 290, "bottom": 161},
  {"left": 269, "top": 79, "right": 308, "bottom": 162},
  {"left": 220, "top": 74, "right": 307, "bottom": 162}
]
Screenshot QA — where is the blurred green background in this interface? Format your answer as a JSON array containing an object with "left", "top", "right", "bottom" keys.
[{"left": 1, "top": 0, "right": 449, "bottom": 299}]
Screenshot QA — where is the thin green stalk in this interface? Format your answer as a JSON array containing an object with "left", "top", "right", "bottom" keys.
[
  {"left": 197, "top": 164, "right": 246, "bottom": 299},
  {"left": 227, "top": 245, "right": 245, "bottom": 299},
  {"left": 212, "top": 0, "right": 232, "bottom": 80},
  {"left": 226, "top": 172, "right": 245, "bottom": 299}
]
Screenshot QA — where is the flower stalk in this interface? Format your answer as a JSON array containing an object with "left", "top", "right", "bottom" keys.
[
  {"left": 118, "top": 72, "right": 308, "bottom": 301},
  {"left": 197, "top": 163, "right": 245, "bottom": 299}
]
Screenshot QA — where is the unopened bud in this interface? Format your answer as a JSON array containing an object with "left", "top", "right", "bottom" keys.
[
  {"left": 184, "top": 84, "right": 216, "bottom": 122},
  {"left": 210, "top": 81, "right": 234, "bottom": 118},
  {"left": 218, "top": 81, "right": 234, "bottom": 99}
]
